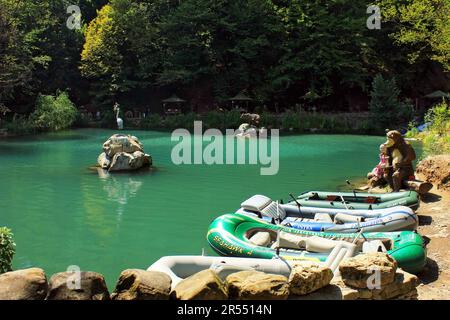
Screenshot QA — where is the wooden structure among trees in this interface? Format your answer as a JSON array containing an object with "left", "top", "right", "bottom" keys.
[
  {"left": 229, "top": 92, "right": 253, "bottom": 112},
  {"left": 162, "top": 95, "right": 186, "bottom": 115}
]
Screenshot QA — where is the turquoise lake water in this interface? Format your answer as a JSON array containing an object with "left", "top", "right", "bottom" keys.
[{"left": 0, "top": 129, "right": 388, "bottom": 288}]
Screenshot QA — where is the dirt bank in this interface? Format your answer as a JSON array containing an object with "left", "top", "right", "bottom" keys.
[
  {"left": 415, "top": 176, "right": 450, "bottom": 300},
  {"left": 416, "top": 155, "right": 450, "bottom": 191}
]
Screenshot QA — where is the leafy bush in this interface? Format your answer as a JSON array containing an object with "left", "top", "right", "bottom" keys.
[
  {"left": 422, "top": 101, "right": 450, "bottom": 156},
  {"left": 369, "top": 75, "right": 414, "bottom": 132},
  {"left": 221, "top": 109, "right": 242, "bottom": 129},
  {"left": 281, "top": 110, "right": 301, "bottom": 131},
  {"left": 0, "top": 227, "right": 15, "bottom": 274},
  {"left": 73, "top": 112, "right": 90, "bottom": 128},
  {"left": 2, "top": 117, "right": 36, "bottom": 135},
  {"left": 202, "top": 111, "right": 226, "bottom": 130},
  {"left": 260, "top": 112, "right": 280, "bottom": 129},
  {"left": 405, "top": 121, "right": 420, "bottom": 138},
  {"left": 425, "top": 100, "right": 450, "bottom": 135},
  {"left": 406, "top": 100, "right": 450, "bottom": 157},
  {"left": 114, "top": 109, "right": 382, "bottom": 135},
  {"left": 31, "top": 92, "right": 78, "bottom": 132},
  {"left": 140, "top": 114, "right": 164, "bottom": 130},
  {"left": 100, "top": 110, "right": 117, "bottom": 129}
]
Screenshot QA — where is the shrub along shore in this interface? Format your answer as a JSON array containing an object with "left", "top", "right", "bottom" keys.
[{"left": 88, "top": 109, "right": 378, "bottom": 135}]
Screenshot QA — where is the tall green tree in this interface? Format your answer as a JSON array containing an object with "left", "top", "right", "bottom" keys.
[
  {"left": 1, "top": 0, "right": 108, "bottom": 112},
  {"left": 369, "top": 74, "right": 414, "bottom": 131},
  {"left": 270, "top": 0, "right": 373, "bottom": 104},
  {"left": 159, "top": 0, "right": 284, "bottom": 101}
]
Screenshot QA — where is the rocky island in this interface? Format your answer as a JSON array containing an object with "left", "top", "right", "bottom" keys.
[{"left": 97, "top": 134, "right": 152, "bottom": 172}]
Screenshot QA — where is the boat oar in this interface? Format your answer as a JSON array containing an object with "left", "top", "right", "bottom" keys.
[
  {"left": 289, "top": 193, "right": 302, "bottom": 214},
  {"left": 346, "top": 180, "right": 358, "bottom": 201}
]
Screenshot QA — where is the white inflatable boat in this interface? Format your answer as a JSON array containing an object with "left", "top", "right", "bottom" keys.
[
  {"left": 147, "top": 256, "right": 293, "bottom": 290},
  {"left": 235, "top": 195, "right": 418, "bottom": 233}
]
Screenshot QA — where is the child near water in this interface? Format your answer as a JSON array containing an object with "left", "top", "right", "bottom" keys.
[{"left": 367, "top": 143, "right": 389, "bottom": 188}]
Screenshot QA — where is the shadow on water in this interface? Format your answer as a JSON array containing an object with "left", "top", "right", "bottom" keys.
[
  {"left": 421, "top": 193, "right": 442, "bottom": 203},
  {"left": 1, "top": 131, "right": 91, "bottom": 143},
  {"left": 418, "top": 215, "right": 433, "bottom": 226},
  {"left": 0, "top": 144, "right": 37, "bottom": 155},
  {"left": 88, "top": 165, "right": 160, "bottom": 177}
]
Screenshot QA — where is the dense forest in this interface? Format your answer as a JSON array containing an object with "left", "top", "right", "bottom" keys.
[{"left": 0, "top": 0, "right": 449, "bottom": 132}]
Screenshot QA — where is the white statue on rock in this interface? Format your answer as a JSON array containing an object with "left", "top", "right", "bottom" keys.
[{"left": 113, "top": 102, "right": 124, "bottom": 130}]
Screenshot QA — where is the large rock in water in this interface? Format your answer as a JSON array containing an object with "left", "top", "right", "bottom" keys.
[
  {"left": 47, "top": 271, "right": 110, "bottom": 300},
  {"left": 108, "top": 151, "right": 151, "bottom": 172},
  {"left": 111, "top": 269, "right": 171, "bottom": 300},
  {"left": 171, "top": 269, "right": 228, "bottom": 300},
  {"left": 0, "top": 268, "right": 48, "bottom": 300},
  {"left": 103, "top": 134, "right": 143, "bottom": 157},
  {"left": 97, "top": 152, "right": 111, "bottom": 169},
  {"left": 97, "top": 134, "right": 152, "bottom": 172},
  {"left": 226, "top": 271, "right": 289, "bottom": 300},
  {"left": 289, "top": 262, "right": 334, "bottom": 296},
  {"left": 339, "top": 253, "right": 397, "bottom": 289}
]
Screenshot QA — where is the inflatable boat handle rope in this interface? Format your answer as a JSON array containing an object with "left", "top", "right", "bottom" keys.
[{"left": 273, "top": 229, "right": 293, "bottom": 274}]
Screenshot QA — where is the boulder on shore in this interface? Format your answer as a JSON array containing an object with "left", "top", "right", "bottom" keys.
[
  {"left": 289, "top": 262, "right": 334, "bottom": 296},
  {"left": 416, "top": 155, "right": 450, "bottom": 190},
  {"left": 0, "top": 268, "right": 48, "bottom": 300},
  {"left": 111, "top": 269, "right": 171, "bottom": 300},
  {"left": 291, "top": 269, "right": 419, "bottom": 300},
  {"left": 226, "top": 270, "right": 289, "bottom": 300},
  {"left": 171, "top": 269, "right": 228, "bottom": 300},
  {"left": 46, "top": 271, "right": 110, "bottom": 300},
  {"left": 338, "top": 253, "right": 397, "bottom": 289}
]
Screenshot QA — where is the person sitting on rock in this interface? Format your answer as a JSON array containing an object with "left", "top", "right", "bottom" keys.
[{"left": 367, "top": 143, "right": 389, "bottom": 188}]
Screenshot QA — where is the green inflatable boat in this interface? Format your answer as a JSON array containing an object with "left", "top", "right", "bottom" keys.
[
  {"left": 291, "top": 190, "right": 420, "bottom": 210},
  {"left": 207, "top": 213, "right": 426, "bottom": 274}
]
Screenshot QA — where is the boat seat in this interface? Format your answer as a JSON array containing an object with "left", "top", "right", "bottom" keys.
[
  {"left": 364, "top": 196, "right": 380, "bottom": 204},
  {"left": 362, "top": 240, "right": 387, "bottom": 253},
  {"left": 248, "top": 232, "right": 271, "bottom": 247},
  {"left": 334, "top": 213, "right": 364, "bottom": 224},
  {"left": 326, "top": 195, "right": 339, "bottom": 201},
  {"left": 241, "top": 195, "right": 286, "bottom": 220},
  {"left": 281, "top": 217, "right": 319, "bottom": 227},
  {"left": 314, "top": 213, "right": 333, "bottom": 223},
  {"left": 271, "top": 231, "right": 347, "bottom": 253}
]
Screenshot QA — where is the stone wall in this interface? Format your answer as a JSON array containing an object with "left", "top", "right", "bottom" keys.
[{"left": 0, "top": 253, "right": 420, "bottom": 300}]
